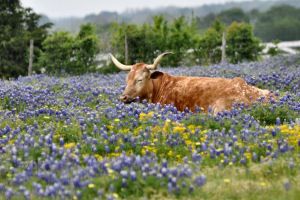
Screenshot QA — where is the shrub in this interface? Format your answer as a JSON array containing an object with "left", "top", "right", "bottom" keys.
[
  {"left": 37, "top": 23, "right": 99, "bottom": 75},
  {"left": 226, "top": 22, "right": 263, "bottom": 64}
]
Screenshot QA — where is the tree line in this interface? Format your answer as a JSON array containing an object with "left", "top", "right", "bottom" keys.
[
  {"left": 2, "top": 0, "right": 294, "bottom": 78},
  {"left": 101, "top": 15, "right": 262, "bottom": 73},
  {"left": 195, "top": 5, "right": 300, "bottom": 42}
]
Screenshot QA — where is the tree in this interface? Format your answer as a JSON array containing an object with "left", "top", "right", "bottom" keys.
[
  {"left": 38, "top": 31, "right": 75, "bottom": 74},
  {"left": 0, "top": 0, "right": 52, "bottom": 78},
  {"left": 192, "top": 19, "right": 224, "bottom": 64},
  {"left": 196, "top": 13, "right": 217, "bottom": 32},
  {"left": 254, "top": 5, "right": 300, "bottom": 42},
  {"left": 226, "top": 22, "right": 263, "bottom": 63},
  {"left": 38, "top": 23, "right": 99, "bottom": 74},
  {"left": 74, "top": 23, "right": 100, "bottom": 73},
  {"left": 167, "top": 16, "right": 192, "bottom": 67},
  {"left": 218, "top": 8, "right": 250, "bottom": 26}
]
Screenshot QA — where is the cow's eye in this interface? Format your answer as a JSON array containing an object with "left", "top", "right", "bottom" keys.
[{"left": 137, "top": 79, "right": 143, "bottom": 82}]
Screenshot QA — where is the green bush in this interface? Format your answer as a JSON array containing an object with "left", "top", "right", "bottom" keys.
[
  {"left": 267, "top": 40, "right": 282, "bottom": 57},
  {"left": 245, "top": 104, "right": 297, "bottom": 125},
  {"left": 226, "top": 22, "right": 263, "bottom": 64},
  {"left": 37, "top": 23, "right": 99, "bottom": 75},
  {"left": 192, "top": 19, "right": 224, "bottom": 64}
]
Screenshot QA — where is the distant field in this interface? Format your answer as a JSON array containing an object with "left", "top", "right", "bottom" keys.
[{"left": 0, "top": 54, "right": 299, "bottom": 199}]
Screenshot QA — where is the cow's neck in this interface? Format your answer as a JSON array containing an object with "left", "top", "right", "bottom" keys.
[{"left": 149, "top": 73, "right": 167, "bottom": 104}]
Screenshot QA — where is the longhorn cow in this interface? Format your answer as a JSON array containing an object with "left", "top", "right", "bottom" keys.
[{"left": 110, "top": 53, "right": 274, "bottom": 115}]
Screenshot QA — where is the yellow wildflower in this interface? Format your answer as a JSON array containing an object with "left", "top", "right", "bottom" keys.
[
  {"left": 8, "top": 140, "right": 15, "bottom": 144},
  {"left": 260, "top": 182, "right": 266, "bottom": 187},
  {"left": 139, "top": 112, "right": 154, "bottom": 120},
  {"left": 53, "top": 134, "right": 61, "bottom": 139},
  {"left": 224, "top": 179, "right": 231, "bottom": 183},
  {"left": 108, "top": 168, "right": 114, "bottom": 174},
  {"left": 244, "top": 152, "right": 251, "bottom": 160},
  {"left": 64, "top": 143, "right": 75, "bottom": 149},
  {"left": 173, "top": 126, "right": 186, "bottom": 133},
  {"left": 126, "top": 150, "right": 133, "bottom": 155},
  {"left": 187, "top": 125, "right": 196, "bottom": 130}
]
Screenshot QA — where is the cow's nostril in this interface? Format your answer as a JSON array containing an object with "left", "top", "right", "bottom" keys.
[{"left": 120, "top": 95, "right": 127, "bottom": 102}]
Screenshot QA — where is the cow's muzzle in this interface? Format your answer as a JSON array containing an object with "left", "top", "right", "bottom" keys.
[{"left": 120, "top": 95, "right": 135, "bottom": 103}]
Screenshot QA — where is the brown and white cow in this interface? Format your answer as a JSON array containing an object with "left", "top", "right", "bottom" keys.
[{"left": 110, "top": 52, "right": 274, "bottom": 115}]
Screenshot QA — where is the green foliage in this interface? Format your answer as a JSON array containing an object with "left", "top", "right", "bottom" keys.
[
  {"left": 37, "top": 31, "right": 74, "bottom": 74},
  {"left": 38, "top": 23, "right": 99, "bottom": 75},
  {"left": 110, "top": 16, "right": 262, "bottom": 68},
  {"left": 192, "top": 19, "right": 224, "bottom": 64},
  {"left": 192, "top": 19, "right": 262, "bottom": 65},
  {"left": 254, "top": 5, "right": 300, "bottom": 42},
  {"left": 218, "top": 8, "right": 250, "bottom": 25},
  {"left": 246, "top": 103, "right": 297, "bottom": 125},
  {"left": 196, "top": 8, "right": 249, "bottom": 32},
  {"left": 226, "top": 22, "right": 263, "bottom": 64},
  {"left": 183, "top": 113, "right": 242, "bottom": 133},
  {"left": 166, "top": 16, "right": 193, "bottom": 67},
  {"left": 110, "top": 15, "right": 194, "bottom": 68},
  {"left": 0, "top": 0, "right": 52, "bottom": 78},
  {"left": 267, "top": 40, "right": 282, "bottom": 57},
  {"left": 195, "top": 5, "right": 300, "bottom": 42},
  {"left": 0, "top": 95, "right": 27, "bottom": 112}
]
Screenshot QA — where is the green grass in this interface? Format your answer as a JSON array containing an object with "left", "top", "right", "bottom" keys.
[{"left": 245, "top": 103, "right": 299, "bottom": 125}]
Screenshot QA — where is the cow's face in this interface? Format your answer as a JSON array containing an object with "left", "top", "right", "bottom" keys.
[
  {"left": 120, "top": 64, "right": 153, "bottom": 103},
  {"left": 109, "top": 52, "right": 172, "bottom": 103}
]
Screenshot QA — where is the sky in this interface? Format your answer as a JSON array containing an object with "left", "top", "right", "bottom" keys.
[{"left": 20, "top": 0, "right": 253, "bottom": 18}]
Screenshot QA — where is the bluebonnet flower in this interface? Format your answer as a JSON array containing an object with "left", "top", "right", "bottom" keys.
[
  {"left": 194, "top": 174, "right": 206, "bottom": 187},
  {"left": 285, "top": 181, "right": 290, "bottom": 191}
]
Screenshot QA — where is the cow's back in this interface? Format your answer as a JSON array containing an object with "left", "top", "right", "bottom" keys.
[{"left": 152, "top": 73, "right": 271, "bottom": 113}]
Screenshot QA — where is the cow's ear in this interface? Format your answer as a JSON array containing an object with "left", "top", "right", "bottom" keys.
[{"left": 150, "top": 71, "right": 163, "bottom": 79}]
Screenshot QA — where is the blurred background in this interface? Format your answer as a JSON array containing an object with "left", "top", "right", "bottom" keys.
[{"left": 1, "top": 0, "right": 300, "bottom": 77}]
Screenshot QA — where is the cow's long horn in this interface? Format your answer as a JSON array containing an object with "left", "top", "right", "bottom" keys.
[
  {"left": 109, "top": 53, "right": 132, "bottom": 71},
  {"left": 147, "top": 52, "right": 173, "bottom": 70}
]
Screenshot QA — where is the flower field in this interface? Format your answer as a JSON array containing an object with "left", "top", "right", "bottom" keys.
[{"left": 0, "top": 54, "right": 299, "bottom": 200}]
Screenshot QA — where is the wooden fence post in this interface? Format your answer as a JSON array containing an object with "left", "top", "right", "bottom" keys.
[
  {"left": 221, "top": 31, "right": 227, "bottom": 64},
  {"left": 28, "top": 39, "right": 34, "bottom": 76}
]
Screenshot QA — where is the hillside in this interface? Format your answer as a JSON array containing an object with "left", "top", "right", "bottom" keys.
[{"left": 42, "top": 0, "right": 300, "bottom": 32}]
